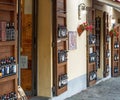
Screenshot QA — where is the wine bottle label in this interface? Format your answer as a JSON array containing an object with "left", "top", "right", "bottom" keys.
[
  {"left": 58, "top": 50, "right": 67, "bottom": 63},
  {"left": 59, "top": 74, "right": 68, "bottom": 88},
  {"left": 0, "top": 72, "right": 2, "bottom": 77},
  {"left": 13, "top": 64, "right": 16, "bottom": 73},
  {"left": 59, "top": 80, "right": 61, "bottom": 87},
  {"left": 7, "top": 66, "right": 9, "bottom": 74},
  {"left": 2, "top": 67, "right": 4, "bottom": 76},
  {"left": 4, "top": 67, "right": 7, "bottom": 75},
  {"left": 58, "top": 26, "right": 67, "bottom": 38},
  {"left": 114, "top": 44, "right": 116, "bottom": 48},
  {"left": 89, "top": 53, "right": 96, "bottom": 62},
  {"left": 89, "top": 34, "right": 96, "bottom": 44},
  {"left": 114, "top": 67, "right": 118, "bottom": 73},
  {"left": 89, "top": 71, "right": 97, "bottom": 81},
  {"left": 117, "top": 44, "right": 119, "bottom": 48}
]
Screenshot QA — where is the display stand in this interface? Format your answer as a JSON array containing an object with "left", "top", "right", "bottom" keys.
[
  {"left": 86, "top": 7, "right": 97, "bottom": 87},
  {"left": 111, "top": 36, "right": 119, "bottom": 77},
  {"left": 103, "top": 12, "right": 110, "bottom": 77},
  {"left": 52, "top": 0, "right": 68, "bottom": 96},
  {"left": 0, "top": 0, "right": 17, "bottom": 99}
]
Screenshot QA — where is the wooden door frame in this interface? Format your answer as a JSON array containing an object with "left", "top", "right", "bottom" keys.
[
  {"left": 32, "top": 0, "right": 38, "bottom": 96},
  {"left": 18, "top": 0, "right": 38, "bottom": 96}
]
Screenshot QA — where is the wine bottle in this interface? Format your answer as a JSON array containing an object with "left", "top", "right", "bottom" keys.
[
  {"left": 6, "top": 22, "right": 10, "bottom": 41},
  {"left": 11, "top": 23, "right": 15, "bottom": 40},
  {"left": 0, "top": 67, "right": 2, "bottom": 77}
]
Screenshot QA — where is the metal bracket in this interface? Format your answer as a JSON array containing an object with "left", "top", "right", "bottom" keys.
[
  {"left": 52, "top": 42, "right": 56, "bottom": 48},
  {"left": 52, "top": 86, "right": 56, "bottom": 96}
]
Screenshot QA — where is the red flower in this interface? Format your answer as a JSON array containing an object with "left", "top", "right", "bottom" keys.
[
  {"left": 109, "top": 28, "right": 119, "bottom": 37},
  {"left": 85, "top": 24, "right": 93, "bottom": 31},
  {"left": 77, "top": 22, "right": 93, "bottom": 36}
]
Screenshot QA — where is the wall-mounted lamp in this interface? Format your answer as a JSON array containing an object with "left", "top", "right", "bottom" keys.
[
  {"left": 78, "top": 3, "right": 86, "bottom": 20},
  {"left": 111, "top": 18, "right": 116, "bottom": 28}
]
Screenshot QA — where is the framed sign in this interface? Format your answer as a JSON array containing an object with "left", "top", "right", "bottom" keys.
[
  {"left": 68, "top": 31, "right": 77, "bottom": 50},
  {"left": 20, "top": 56, "right": 28, "bottom": 69}
]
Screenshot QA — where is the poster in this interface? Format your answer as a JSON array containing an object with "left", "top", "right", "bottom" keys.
[{"left": 68, "top": 31, "right": 77, "bottom": 50}]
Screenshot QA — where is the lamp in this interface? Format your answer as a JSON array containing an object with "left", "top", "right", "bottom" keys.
[
  {"left": 111, "top": 18, "right": 116, "bottom": 28},
  {"left": 78, "top": 3, "right": 86, "bottom": 20}
]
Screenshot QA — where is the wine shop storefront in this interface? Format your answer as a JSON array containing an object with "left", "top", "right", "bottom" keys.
[
  {"left": 17, "top": 0, "right": 120, "bottom": 100},
  {"left": 35, "top": 0, "right": 120, "bottom": 100}
]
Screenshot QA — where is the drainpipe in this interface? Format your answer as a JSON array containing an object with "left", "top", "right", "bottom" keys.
[{"left": 18, "top": 0, "right": 21, "bottom": 86}]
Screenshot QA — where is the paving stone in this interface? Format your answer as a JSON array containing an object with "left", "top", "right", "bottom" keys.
[{"left": 66, "top": 77, "right": 120, "bottom": 100}]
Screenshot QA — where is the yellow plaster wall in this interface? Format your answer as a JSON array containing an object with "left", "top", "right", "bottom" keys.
[
  {"left": 67, "top": 0, "right": 92, "bottom": 80},
  {"left": 37, "top": 0, "right": 52, "bottom": 97},
  {"left": 112, "top": 9, "right": 120, "bottom": 24}
]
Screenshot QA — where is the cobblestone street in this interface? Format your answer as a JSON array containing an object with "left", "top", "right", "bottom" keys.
[{"left": 66, "top": 77, "right": 120, "bottom": 100}]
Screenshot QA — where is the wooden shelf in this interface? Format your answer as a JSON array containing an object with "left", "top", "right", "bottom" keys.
[
  {"left": 57, "top": 38, "right": 68, "bottom": 43},
  {"left": 114, "top": 48, "right": 119, "bottom": 51},
  {"left": 103, "top": 12, "right": 110, "bottom": 77},
  {"left": 111, "top": 36, "right": 120, "bottom": 77},
  {"left": 113, "top": 60, "right": 119, "bottom": 62},
  {"left": 0, "top": 3, "right": 15, "bottom": 11},
  {"left": 57, "top": 85, "right": 67, "bottom": 96},
  {"left": 57, "top": 12, "right": 66, "bottom": 18},
  {"left": 53, "top": 0, "right": 68, "bottom": 96},
  {"left": 88, "top": 79, "right": 96, "bottom": 87},
  {"left": 86, "top": 7, "right": 97, "bottom": 87},
  {"left": 58, "top": 62, "right": 67, "bottom": 67},
  {"left": 112, "top": 72, "right": 119, "bottom": 77},
  {"left": 89, "top": 44, "right": 95, "bottom": 47},
  {"left": 0, "top": 74, "right": 16, "bottom": 83},
  {"left": 0, "top": 2, "right": 16, "bottom": 5},
  {"left": 0, "top": 41, "right": 15, "bottom": 46},
  {"left": 0, "top": 0, "right": 17, "bottom": 97},
  {"left": 89, "top": 62, "right": 96, "bottom": 64}
]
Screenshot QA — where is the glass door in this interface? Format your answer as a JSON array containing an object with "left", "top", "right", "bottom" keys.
[{"left": 19, "top": 0, "right": 37, "bottom": 96}]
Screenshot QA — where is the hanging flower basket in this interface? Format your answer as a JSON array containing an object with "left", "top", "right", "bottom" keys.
[
  {"left": 85, "top": 24, "right": 93, "bottom": 31},
  {"left": 109, "top": 26, "right": 120, "bottom": 37},
  {"left": 77, "top": 24, "right": 85, "bottom": 36},
  {"left": 77, "top": 22, "right": 93, "bottom": 36}
]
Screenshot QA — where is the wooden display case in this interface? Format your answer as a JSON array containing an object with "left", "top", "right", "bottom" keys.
[
  {"left": 95, "top": 16, "right": 101, "bottom": 69},
  {"left": 0, "top": 0, "right": 17, "bottom": 98},
  {"left": 52, "top": 0, "right": 68, "bottom": 96},
  {"left": 111, "top": 36, "right": 120, "bottom": 77},
  {"left": 86, "top": 7, "right": 97, "bottom": 87},
  {"left": 103, "top": 12, "right": 110, "bottom": 77}
]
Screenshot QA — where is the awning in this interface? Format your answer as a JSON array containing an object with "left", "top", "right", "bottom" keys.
[{"left": 97, "top": 0, "right": 120, "bottom": 10}]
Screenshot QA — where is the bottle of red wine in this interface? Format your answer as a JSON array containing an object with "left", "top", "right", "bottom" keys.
[
  {"left": 10, "top": 56, "right": 16, "bottom": 74},
  {"left": 6, "top": 22, "right": 10, "bottom": 41},
  {"left": 11, "top": 23, "right": 15, "bottom": 40}
]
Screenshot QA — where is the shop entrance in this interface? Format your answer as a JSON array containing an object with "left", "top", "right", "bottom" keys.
[
  {"left": 95, "top": 9, "right": 103, "bottom": 80},
  {"left": 18, "top": 0, "right": 38, "bottom": 96}
]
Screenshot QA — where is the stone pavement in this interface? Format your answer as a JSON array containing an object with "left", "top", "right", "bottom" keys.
[
  {"left": 30, "top": 77, "right": 120, "bottom": 100},
  {"left": 65, "top": 77, "right": 120, "bottom": 100}
]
